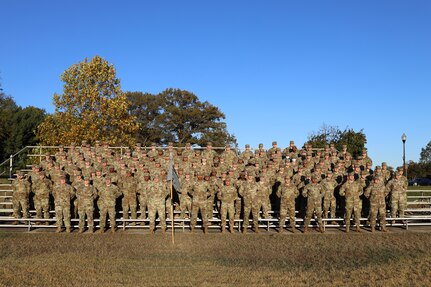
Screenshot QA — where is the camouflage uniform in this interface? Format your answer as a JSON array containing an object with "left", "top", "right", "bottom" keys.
[
  {"left": 386, "top": 172, "right": 408, "bottom": 220},
  {"left": 76, "top": 180, "right": 97, "bottom": 232},
  {"left": 11, "top": 173, "right": 31, "bottom": 219},
  {"left": 321, "top": 173, "right": 337, "bottom": 222},
  {"left": 276, "top": 179, "right": 299, "bottom": 232},
  {"left": 179, "top": 175, "right": 193, "bottom": 219},
  {"left": 52, "top": 178, "right": 75, "bottom": 232},
  {"left": 32, "top": 173, "right": 52, "bottom": 222},
  {"left": 120, "top": 174, "right": 138, "bottom": 224},
  {"left": 339, "top": 174, "right": 363, "bottom": 232},
  {"left": 302, "top": 178, "right": 324, "bottom": 233},
  {"left": 98, "top": 179, "right": 121, "bottom": 233},
  {"left": 147, "top": 177, "right": 169, "bottom": 233},
  {"left": 364, "top": 177, "right": 389, "bottom": 232},
  {"left": 238, "top": 176, "right": 259, "bottom": 233},
  {"left": 189, "top": 176, "right": 210, "bottom": 233},
  {"left": 217, "top": 180, "right": 238, "bottom": 232}
]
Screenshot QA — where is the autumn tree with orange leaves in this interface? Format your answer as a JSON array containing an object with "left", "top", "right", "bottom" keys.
[{"left": 37, "top": 56, "right": 139, "bottom": 146}]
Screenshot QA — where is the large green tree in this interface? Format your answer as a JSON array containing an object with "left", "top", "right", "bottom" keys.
[
  {"left": 307, "top": 124, "right": 367, "bottom": 158},
  {"left": 420, "top": 141, "right": 431, "bottom": 163},
  {"left": 0, "top": 82, "right": 46, "bottom": 162},
  {"left": 37, "top": 56, "right": 139, "bottom": 146},
  {"left": 127, "top": 89, "right": 236, "bottom": 147}
]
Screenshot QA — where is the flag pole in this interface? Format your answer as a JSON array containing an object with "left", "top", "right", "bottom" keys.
[{"left": 169, "top": 152, "right": 175, "bottom": 244}]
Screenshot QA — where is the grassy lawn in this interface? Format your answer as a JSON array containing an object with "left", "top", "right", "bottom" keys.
[{"left": 0, "top": 231, "right": 430, "bottom": 286}]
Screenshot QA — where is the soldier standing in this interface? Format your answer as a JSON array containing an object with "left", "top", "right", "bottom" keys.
[
  {"left": 147, "top": 176, "right": 169, "bottom": 234},
  {"left": 11, "top": 171, "right": 31, "bottom": 222},
  {"left": 52, "top": 176, "right": 75, "bottom": 233},
  {"left": 339, "top": 173, "right": 363, "bottom": 232},
  {"left": 321, "top": 171, "right": 337, "bottom": 224},
  {"left": 98, "top": 177, "right": 121, "bottom": 233},
  {"left": 218, "top": 178, "right": 238, "bottom": 233},
  {"left": 387, "top": 168, "right": 408, "bottom": 223},
  {"left": 76, "top": 178, "right": 97, "bottom": 233},
  {"left": 190, "top": 174, "right": 210, "bottom": 233},
  {"left": 121, "top": 171, "right": 138, "bottom": 225},
  {"left": 32, "top": 172, "right": 52, "bottom": 224},
  {"left": 239, "top": 174, "right": 259, "bottom": 233},
  {"left": 365, "top": 176, "right": 389, "bottom": 232},
  {"left": 276, "top": 177, "right": 299, "bottom": 233},
  {"left": 302, "top": 175, "right": 324, "bottom": 233}
]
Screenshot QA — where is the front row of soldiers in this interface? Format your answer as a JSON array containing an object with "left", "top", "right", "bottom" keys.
[{"left": 11, "top": 165, "right": 407, "bottom": 234}]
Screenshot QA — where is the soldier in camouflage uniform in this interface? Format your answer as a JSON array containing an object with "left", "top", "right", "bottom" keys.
[
  {"left": 98, "top": 177, "right": 121, "bottom": 233},
  {"left": 256, "top": 174, "right": 272, "bottom": 219},
  {"left": 137, "top": 174, "right": 151, "bottom": 221},
  {"left": 178, "top": 173, "right": 193, "bottom": 219},
  {"left": 147, "top": 176, "right": 169, "bottom": 234},
  {"left": 239, "top": 174, "right": 259, "bottom": 233},
  {"left": 321, "top": 171, "right": 337, "bottom": 224},
  {"left": 302, "top": 175, "right": 324, "bottom": 233},
  {"left": 339, "top": 173, "right": 363, "bottom": 232},
  {"left": 12, "top": 171, "right": 31, "bottom": 222},
  {"left": 121, "top": 171, "right": 138, "bottom": 225},
  {"left": 52, "top": 176, "right": 75, "bottom": 233},
  {"left": 190, "top": 174, "right": 210, "bottom": 233},
  {"left": 76, "top": 178, "right": 97, "bottom": 233},
  {"left": 32, "top": 172, "right": 52, "bottom": 224},
  {"left": 276, "top": 177, "right": 299, "bottom": 233},
  {"left": 364, "top": 176, "right": 389, "bottom": 232},
  {"left": 387, "top": 168, "right": 408, "bottom": 223},
  {"left": 217, "top": 178, "right": 238, "bottom": 233}
]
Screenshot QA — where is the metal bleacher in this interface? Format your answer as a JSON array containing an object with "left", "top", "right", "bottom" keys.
[{"left": 0, "top": 145, "right": 430, "bottom": 232}]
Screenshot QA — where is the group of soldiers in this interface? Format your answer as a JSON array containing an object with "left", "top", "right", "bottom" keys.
[{"left": 11, "top": 140, "right": 408, "bottom": 234}]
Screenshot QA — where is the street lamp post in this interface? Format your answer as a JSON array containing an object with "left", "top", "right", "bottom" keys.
[{"left": 402, "top": 133, "right": 407, "bottom": 176}]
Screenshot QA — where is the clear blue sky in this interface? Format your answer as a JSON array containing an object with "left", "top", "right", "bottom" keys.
[{"left": 1, "top": 1, "right": 430, "bottom": 168}]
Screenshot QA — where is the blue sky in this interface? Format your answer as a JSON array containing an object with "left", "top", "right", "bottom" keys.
[{"left": 1, "top": 1, "right": 430, "bottom": 168}]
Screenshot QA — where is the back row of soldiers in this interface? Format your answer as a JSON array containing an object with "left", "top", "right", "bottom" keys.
[{"left": 12, "top": 140, "right": 407, "bottom": 233}]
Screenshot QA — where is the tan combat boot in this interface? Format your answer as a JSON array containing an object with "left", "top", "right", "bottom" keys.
[
  {"left": 319, "top": 226, "right": 324, "bottom": 233},
  {"left": 229, "top": 226, "right": 234, "bottom": 233},
  {"left": 190, "top": 226, "right": 195, "bottom": 233},
  {"left": 291, "top": 226, "right": 296, "bottom": 233},
  {"left": 78, "top": 228, "right": 84, "bottom": 234},
  {"left": 303, "top": 226, "right": 308, "bottom": 233},
  {"left": 278, "top": 228, "right": 283, "bottom": 233},
  {"left": 66, "top": 227, "right": 71, "bottom": 233},
  {"left": 204, "top": 226, "right": 208, "bottom": 234},
  {"left": 56, "top": 227, "right": 62, "bottom": 233},
  {"left": 345, "top": 225, "right": 350, "bottom": 233},
  {"left": 356, "top": 226, "right": 361, "bottom": 233},
  {"left": 98, "top": 228, "right": 105, "bottom": 234},
  {"left": 370, "top": 226, "right": 375, "bottom": 233},
  {"left": 88, "top": 226, "right": 94, "bottom": 233},
  {"left": 111, "top": 226, "right": 116, "bottom": 233}
]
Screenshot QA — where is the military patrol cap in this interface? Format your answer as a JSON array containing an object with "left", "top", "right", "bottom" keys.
[
  {"left": 186, "top": 142, "right": 191, "bottom": 146},
  {"left": 290, "top": 140, "right": 294, "bottom": 144},
  {"left": 136, "top": 142, "right": 142, "bottom": 147},
  {"left": 357, "top": 156, "right": 363, "bottom": 160},
  {"left": 17, "top": 171, "right": 25, "bottom": 176},
  {"left": 259, "top": 143, "right": 263, "bottom": 148},
  {"left": 95, "top": 140, "right": 100, "bottom": 145},
  {"left": 245, "top": 144, "right": 250, "bottom": 148},
  {"left": 59, "top": 175, "right": 66, "bottom": 180},
  {"left": 272, "top": 141, "right": 277, "bottom": 145},
  {"left": 382, "top": 162, "right": 387, "bottom": 166},
  {"left": 168, "top": 142, "right": 173, "bottom": 146},
  {"left": 327, "top": 171, "right": 333, "bottom": 175},
  {"left": 39, "top": 172, "right": 46, "bottom": 177},
  {"left": 151, "top": 142, "right": 157, "bottom": 146},
  {"left": 396, "top": 167, "right": 403, "bottom": 172},
  {"left": 207, "top": 142, "right": 212, "bottom": 146}
]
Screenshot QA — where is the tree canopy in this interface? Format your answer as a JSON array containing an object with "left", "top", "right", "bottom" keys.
[
  {"left": 0, "top": 85, "right": 46, "bottom": 161},
  {"left": 420, "top": 141, "right": 431, "bottom": 163},
  {"left": 126, "top": 89, "right": 236, "bottom": 147},
  {"left": 307, "top": 124, "right": 367, "bottom": 158},
  {"left": 37, "top": 56, "right": 139, "bottom": 146}
]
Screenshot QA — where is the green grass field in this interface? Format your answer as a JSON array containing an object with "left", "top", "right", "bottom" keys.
[{"left": 0, "top": 231, "right": 430, "bottom": 286}]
